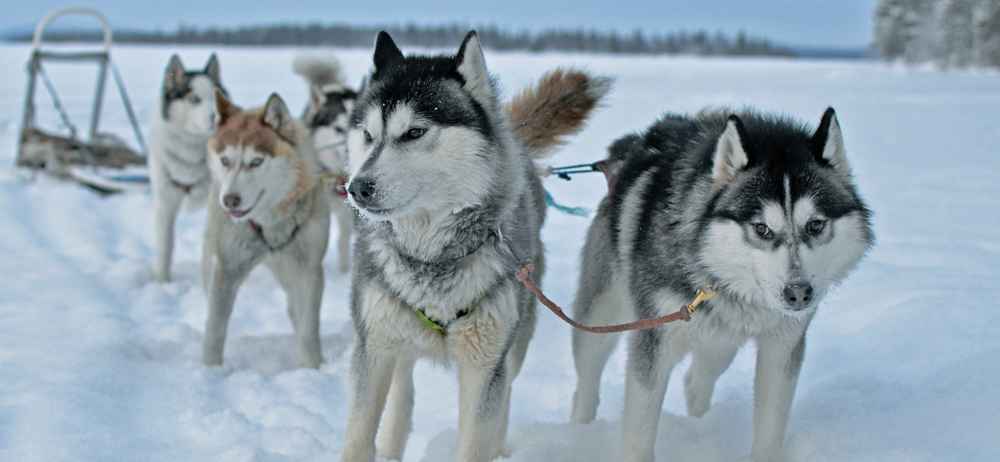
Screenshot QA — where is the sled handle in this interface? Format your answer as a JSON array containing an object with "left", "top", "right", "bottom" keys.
[{"left": 32, "top": 7, "right": 113, "bottom": 53}]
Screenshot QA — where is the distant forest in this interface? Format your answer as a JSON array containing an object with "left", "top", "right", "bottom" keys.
[
  {"left": 7, "top": 23, "right": 798, "bottom": 57},
  {"left": 874, "top": 0, "right": 1000, "bottom": 68}
]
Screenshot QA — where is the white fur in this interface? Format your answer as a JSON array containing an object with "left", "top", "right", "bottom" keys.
[
  {"left": 821, "top": 114, "right": 849, "bottom": 175},
  {"left": 150, "top": 71, "right": 220, "bottom": 283},
  {"left": 201, "top": 97, "right": 331, "bottom": 369},
  {"left": 712, "top": 119, "right": 749, "bottom": 185}
]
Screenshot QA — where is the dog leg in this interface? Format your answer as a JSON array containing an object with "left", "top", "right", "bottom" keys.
[
  {"left": 376, "top": 356, "right": 417, "bottom": 461},
  {"left": 684, "top": 337, "right": 742, "bottom": 417},
  {"left": 295, "top": 265, "right": 325, "bottom": 368},
  {"left": 570, "top": 286, "right": 624, "bottom": 423},
  {"left": 201, "top": 262, "right": 243, "bottom": 366},
  {"left": 751, "top": 333, "right": 806, "bottom": 462},
  {"left": 334, "top": 202, "right": 352, "bottom": 273},
  {"left": 456, "top": 359, "right": 507, "bottom": 462},
  {"left": 342, "top": 343, "right": 397, "bottom": 462},
  {"left": 621, "top": 329, "right": 685, "bottom": 462},
  {"left": 153, "top": 184, "right": 184, "bottom": 282}
]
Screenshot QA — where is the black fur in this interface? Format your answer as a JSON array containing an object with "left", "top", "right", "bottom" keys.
[{"left": 355, "top": 31, "right": 495, "bottom": 141}]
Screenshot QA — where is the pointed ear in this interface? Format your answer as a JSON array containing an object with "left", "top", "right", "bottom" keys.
[
  {"left": 214, "top": 88, "right": 239, "bottom": 126},
  {"left": 712, "top": 115, "right": 750, "bottom": 186},
  {"left": 309, "top": 85, "right": 326, "bottom": 108},
  {"left": 204, "top": 53, "right": 221, "bottom": 82},
  {"left": 262, "top": 93, "right": 296, "bottom": 141},
  {"left": 455, "top": 31, "right": 494, "bottom": 102},
  {"left": 373, "top": 31, "right": 403, "bottom": 72},
  {"left": 812, "top": 107, "right": 849, "bottom": 174},
  {"left": 164, "top": 54, "right": 187, "bottom": 92}
]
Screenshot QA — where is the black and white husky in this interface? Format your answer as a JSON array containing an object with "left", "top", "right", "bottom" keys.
[
  {"left": 570, "top": 109, "right": 874, "bottom": 461},
  {"left": 340, "top": 31, "right": 609, "bottom": 462},
  {"left": 150, "top": 54, "right": 226, "bottom": 282},
  {"left": 294, "top": 55, "right": 359, "bottom": 273}
]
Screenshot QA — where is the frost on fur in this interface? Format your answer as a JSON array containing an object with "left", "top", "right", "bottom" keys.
[
  {"left": 292, "top": 55, "right": 344, "bottom": 88},
  {"left": 506, "top": 69, "right": 612, "bottom": 158}
]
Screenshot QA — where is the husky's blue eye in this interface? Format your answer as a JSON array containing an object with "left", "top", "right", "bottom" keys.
[
  {"left": 248, "top": 158, "right": 264, "bottom": 168},
  {"left": 753, "top": 223, "right": 774, "bottom": 240},
  {"left": 187, "top": 94, "right": 202, "bottom": 104},
  {"left": 806, "top": 219, "right": 826, "bottom": 236},
  {"left": 401, "top": 127, "right": 426, "bottom": 141},
  {"left": 363, "top": 130, "right": 374, "bottom": 143},
  {"left": 220, "top": 157, "right": 232, "bottom": 168}
]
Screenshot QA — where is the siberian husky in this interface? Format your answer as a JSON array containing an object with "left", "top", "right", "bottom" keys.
[
  {"left": 570, "top": 109, "right": 874, "bottom": 461},
  {"left": 200, "top": 91, "right": 331, "bottom": 368},
  {"left": 294, "top": 55, "right": 359, "bottom": 273},
  {"left": 149, "top": 53, "right": 226, "bottom": 282},
  {"left": 340, "top": 31, "right": 610, "bottom": 462}
]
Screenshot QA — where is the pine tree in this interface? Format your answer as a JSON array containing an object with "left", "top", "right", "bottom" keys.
[
  {"left": 939, "top": 0, "right": 978, "bottom": 68},
  {"left": 976, "top": 0, "right": 1000, "bottom": 67}
]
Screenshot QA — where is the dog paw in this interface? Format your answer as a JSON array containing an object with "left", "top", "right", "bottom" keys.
[{"left": 684, "top": 372, "right": 712, "bottom": 418}]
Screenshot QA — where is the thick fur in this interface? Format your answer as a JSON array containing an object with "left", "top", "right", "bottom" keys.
[
  {"left": 295, "top": 55, "right": 359, "bottom": 273},
  {"left": 570, "top": 108, "right": 873, "bottom": 462},
  {"left": 200, "top": 91, "right": 331, "bottom": 369},
  {"left": 150, "top": 53, "right": 226, "bottom": 282},
  {"left": 340, "top": 31, "right": 609, "bottom": 462}
]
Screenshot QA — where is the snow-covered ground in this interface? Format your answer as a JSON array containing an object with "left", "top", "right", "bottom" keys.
[{"left": 2, "top": 43, "right": 999, "bottom": 461}]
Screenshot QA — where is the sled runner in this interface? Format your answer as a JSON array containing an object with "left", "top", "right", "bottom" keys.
[{"left": 15, "top": 7, "right": 148, "bottom": 194}]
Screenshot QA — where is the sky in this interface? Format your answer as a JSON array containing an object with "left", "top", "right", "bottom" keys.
[{"left": 3, "top": 1, "right": 877, "bottom": 48}]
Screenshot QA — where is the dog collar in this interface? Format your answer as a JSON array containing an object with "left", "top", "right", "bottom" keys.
[{"left": 414, "top": 307, "right": 471, "bottom": 335}]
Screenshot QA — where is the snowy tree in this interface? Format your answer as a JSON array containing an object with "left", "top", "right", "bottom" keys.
[
  {"left": 975, "top": 0, "right": 1000, "bottom": 67},
  {"left": 874, "top": 0, "right": 912, "bottom": 60},
  {"left": 939, "top": 0, "right": 978, "bottom": 68}
]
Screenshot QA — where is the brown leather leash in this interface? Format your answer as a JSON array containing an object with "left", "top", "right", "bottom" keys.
[{"left": 515, "top": 264, "right": 717, "bottom": 334}]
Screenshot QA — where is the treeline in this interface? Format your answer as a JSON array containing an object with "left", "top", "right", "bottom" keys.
[
  {"left": 8, "top": 22, "right": 794, "bottom": 57},
  {"left": 874, "top": 0, "right": 1000, "bottom": 68}
]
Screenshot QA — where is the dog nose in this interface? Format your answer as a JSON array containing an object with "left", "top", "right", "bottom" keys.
[
  {"left": 349, "top": 178, "right": 377, "bottom": 203},
  {"left": 223, "top": 193, "right": 242, "bottom": 209},
  {"left": 783, "top": 282, "right": 814, "bottom": 308}
]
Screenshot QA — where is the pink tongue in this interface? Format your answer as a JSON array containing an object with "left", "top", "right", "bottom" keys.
[{"left": 334, "top": 177, "right": 348, "bottom": 199}]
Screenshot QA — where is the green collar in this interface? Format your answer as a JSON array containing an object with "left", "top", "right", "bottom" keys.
[{"left": 414, "top": 307, "right": 471, "bottom": 335}]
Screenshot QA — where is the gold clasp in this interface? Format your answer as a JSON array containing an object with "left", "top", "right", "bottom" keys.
[{"left": 686, "top": 288, "right": 717, "bottom": 316}]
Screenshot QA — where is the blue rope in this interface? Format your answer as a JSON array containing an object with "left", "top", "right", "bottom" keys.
[{"left": 544, "top": 189, "right": 589, "bottom": 217}]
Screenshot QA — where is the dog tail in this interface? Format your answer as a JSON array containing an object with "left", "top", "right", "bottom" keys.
[
  {"left": 293, "top": 55, "right": 344, "bottom": 88},
  {"left": 506, "top": 68, "right": 612, "bottom": 159}
]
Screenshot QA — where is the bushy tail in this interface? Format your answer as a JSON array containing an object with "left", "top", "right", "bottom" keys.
[
  {"left": 292, "top": 55, "right": 344, "bottom": 88},
  {"left": 506, "top": 68, "right": 612, "bottom": 159}
]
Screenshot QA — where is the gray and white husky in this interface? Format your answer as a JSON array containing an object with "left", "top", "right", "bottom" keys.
[
  {"left": 340, "top": 31, "right": 610, "bottom": 462},
  {"left": 150, "top": 54, "right": 226, "bottom": 282},
  {"left": 294, "top": 55, "right": 359, "bottom": 273},
  {"left": 570, "top": 109, "right": 874, "bottom": 461},
  {"left": 200, "top": 91, "right": 330, "bottom": 369}
]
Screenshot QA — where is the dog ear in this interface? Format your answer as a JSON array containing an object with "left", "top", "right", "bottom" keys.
[
  {"left": 164, "top": 54, "right": 187, "bottom": 93},
  {"left": 204, "top": 53, "right": 221, "bottom": 83},
  {"left": 214, "top": 88, "right": 239, "bottom": 126},
  {"left": 262, "top": 93, "right": 296, "bottom": 141},
  {"left": 812, "top": 107, "right": 850, "bottom": 175},
  {"left": 373, "top": 31, "right": 403, "bottom": 73},
  {"left": 455, "top": 31, "right": 494, "bottom": 103},
  {"left": 712, "top": 115, "right": 750, "bottom": 186}
]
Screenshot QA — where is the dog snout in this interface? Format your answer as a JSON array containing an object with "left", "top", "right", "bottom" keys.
[
  {"left": 223, "top": 193, "right": 242, "bottom": 209},
  {"left": 782, "top": 282, "right": 814, "bottom": 309},
  {"left": 349, "top": 177, "right": 377, "bottom": 205}
]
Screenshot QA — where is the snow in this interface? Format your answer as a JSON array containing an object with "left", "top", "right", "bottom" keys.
[{"left": 2, "top": 43, "right": 999, "bottom": 461}]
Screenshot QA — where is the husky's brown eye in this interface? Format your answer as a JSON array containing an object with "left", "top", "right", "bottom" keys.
[
  {"left": 220, "top": 157, "right": 232, "bottom": 168},
  {"left": 806, "top": 219, "right": 827, "bottom": 236},
  {"left": 753, "top": 223, "right": 774, "bottom": 240},
  {"left": 401, "top": 127, "right": 426, "bottom": 142},
  {"left": 187, "top": 94, "right": 202, "bottom": 104}
]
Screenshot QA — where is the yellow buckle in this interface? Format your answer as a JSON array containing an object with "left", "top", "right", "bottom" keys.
[{"left": 686, "top": 288, "right": 717, "bottom": 316}]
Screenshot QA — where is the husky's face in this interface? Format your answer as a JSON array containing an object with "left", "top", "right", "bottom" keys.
[
  {"left": 345, "top": 31, "right": 497, "bottom": 220},
  {"left": 701, "top": 110, "right": 873, "bottom": 313},
  {"left": 208, "top": 92, "right": 304, "bottom": 223},
  {"left": 306, "top": 84, "right": 357, "bottom": 173},
  {"left": 161, "top": 54, "right": 225, "bottom": 135}
]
